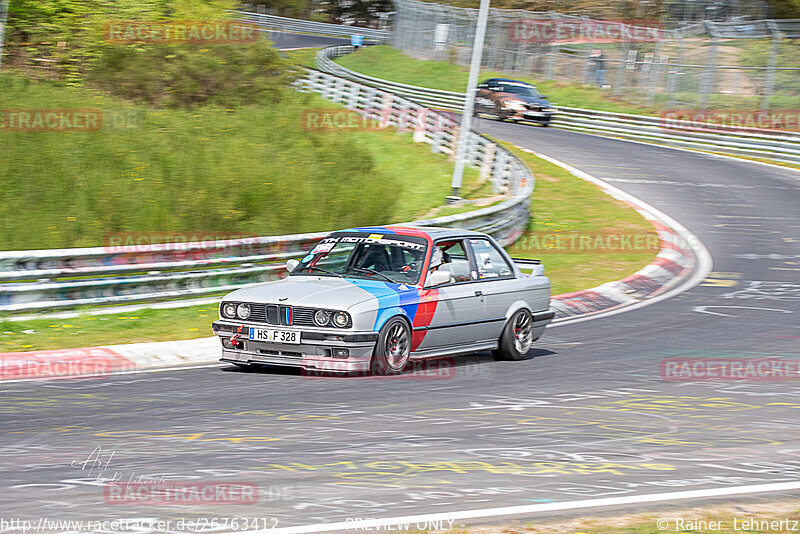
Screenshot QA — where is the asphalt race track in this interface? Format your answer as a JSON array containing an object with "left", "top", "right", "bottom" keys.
[
  {"left": 1, "top": 121, "right": 799, "bottom": 531},
  {"left": 264, "top": 31, "right": 351, "bottom": 50}
]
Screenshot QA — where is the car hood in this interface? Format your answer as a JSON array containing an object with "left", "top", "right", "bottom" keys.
[
  {"left": 223, "top": 276, "right": 413, "bottom": 310},
  {"left": 501, "top": 94, "right": 552, "bottom": 107}
]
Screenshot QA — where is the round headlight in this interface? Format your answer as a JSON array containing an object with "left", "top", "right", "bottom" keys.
[
  {"left": 236, "top": 303, "right": 251, "bottom": 320},
  {"left": 223, "top": 302, "right": 237, "bottom": 318},
  {"left": 333, "top": 312, "right": 349, "bottom": 328},
  {"left": 314, "top": 310, "right": 331, "bottom": 326}
]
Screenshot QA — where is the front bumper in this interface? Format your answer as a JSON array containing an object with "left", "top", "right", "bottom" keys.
[
  {"left": 212, "top": 320, "right": 378, "bottom": 373},
  {"left": 504, "top": 109, "right": 555, "bottom": 123}
]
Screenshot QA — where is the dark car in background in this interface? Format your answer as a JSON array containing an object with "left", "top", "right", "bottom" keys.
[{"left": 475, "top": 78, "right": 557, "bottom": 126}]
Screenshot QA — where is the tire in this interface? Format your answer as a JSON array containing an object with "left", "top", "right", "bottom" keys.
[
  {"left": 371, "top": 317, "right": 411, "bottom": 375},
  {"left": 493, "top": 309, "right": 534, "bottom": 361}
]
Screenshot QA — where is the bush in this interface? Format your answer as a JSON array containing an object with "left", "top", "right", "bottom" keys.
[{"left": 88, "top": 41, "right": 298, "bottom": 108}]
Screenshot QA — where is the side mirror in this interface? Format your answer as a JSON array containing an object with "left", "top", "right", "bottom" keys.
[
  {"left": 425, "top": 269, "right": 451, "bottom": 287},
  {"left": 286, "top": 259, "right": 299, "bottom": 272}
]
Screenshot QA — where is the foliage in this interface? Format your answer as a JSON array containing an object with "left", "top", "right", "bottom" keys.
[
  {"left": 88, "top": 41, "right": 297, "bottom": 108},
  {"left": 0, "top": 71, "right": 486, "bottom": 250},
  {"left": 766, "top": 0, "right": 800, "bottom": 18},
  {"left": 3, "top": 0, "right": 238, "bottom": 84}
]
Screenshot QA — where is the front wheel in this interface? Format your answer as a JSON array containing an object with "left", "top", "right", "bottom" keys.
[
  {"left": 371, "top": 317, "right": 411, "bottom": 375},
  {"left": 493, "top": 309, "right": 534, "bottom": 361}
]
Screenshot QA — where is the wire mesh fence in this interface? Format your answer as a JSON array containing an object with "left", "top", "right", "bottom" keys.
[{"left": 392, "top": 0, "right": 800, "bottom": 111}]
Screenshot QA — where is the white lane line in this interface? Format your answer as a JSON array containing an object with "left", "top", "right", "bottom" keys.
[
  {"left": 548, "top": 125, "right": 800, "bottom": 182},
  {"left": 524, "top": 150, "right": 714, "bottom": 327},
  {"left": 240, "top": 481, "right": 800, "bottom": 534},
  {"left": 0, "top": 362, "right": 224, "bottom": 386}
]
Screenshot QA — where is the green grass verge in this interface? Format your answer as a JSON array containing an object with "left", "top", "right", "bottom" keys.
[
  {"left": 499, "top": 140, "right": 659, "bottom": 297},
  {"left": 336, "top": 44, "right": 800, "bottom": 112},
  {"left": 335, "top": 46, "right": 655, "bottom": 114},
  {"left": 2, "top": 147, "right": 659, "bottom": 352},
  {"left": 283, "top": 47, "right": 320, "bottom": 68},
  {"left": 1, "top": 305, "right": 217, "bottom": 352},
  {"left": 0, "top": 71, "right": 483, "bottom": 250}
]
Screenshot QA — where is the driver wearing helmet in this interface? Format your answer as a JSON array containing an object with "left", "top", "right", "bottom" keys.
[{"left": 428, "top": 246, "right": 454, "bottom": 283}]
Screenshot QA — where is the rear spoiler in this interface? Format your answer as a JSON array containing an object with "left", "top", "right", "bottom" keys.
[{"left": 511, "top": 257, "right": 545, "bottom": 276}]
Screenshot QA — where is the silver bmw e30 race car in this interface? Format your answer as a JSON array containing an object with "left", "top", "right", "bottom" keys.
[{"left": 212, "top": 226, "right": 554, "bottom": 375}]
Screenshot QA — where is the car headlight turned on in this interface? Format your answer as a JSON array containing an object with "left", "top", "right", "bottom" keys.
[
  {"left": 236, "top": 303, "right": 251, "bottom": 320},
  {"left": 333, "top": 311, "right": 350, "bottom": 328},
  {"left": 314, "top": 309, "right": 331, "bottom": 326},
  {"left": 222, "top": 302, "right": 237, "bottom": 319},
  {"left": 503, "top": 100, "right": 527, "bottom": 111}
]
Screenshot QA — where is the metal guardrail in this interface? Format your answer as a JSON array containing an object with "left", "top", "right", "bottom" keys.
[
  {"left": 0, "top": 71, "right": 534, "bottom": 313},
  {"left": 231, "top": 11, "right": 390, "bottom": 41},
  {"left": 316, "top": 45, "right": 800, "bottom": 166}
]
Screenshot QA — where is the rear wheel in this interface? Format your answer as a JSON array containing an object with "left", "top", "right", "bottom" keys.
[
  {"left": 371, "top": 317, "right": 411, "bottom": 375},
  {"left": 493, "top": 309, "right": 534, "bottom": 361}
]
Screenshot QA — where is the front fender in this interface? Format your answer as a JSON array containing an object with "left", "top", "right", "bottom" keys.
[{"left": 373, "top": 306, "right": 414, "bottom": 332}]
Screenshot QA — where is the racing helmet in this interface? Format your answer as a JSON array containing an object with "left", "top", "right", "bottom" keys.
[{"left": 430, "top": 246, "right": 444, "bottom": 269}]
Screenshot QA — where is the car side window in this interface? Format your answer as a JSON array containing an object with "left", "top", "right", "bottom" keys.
[
  {"left": 468, "top": 239, "right": 514, "bottom": 280},
  {"left": 431, "top": 239, "right": 473, "bottom": 284}
]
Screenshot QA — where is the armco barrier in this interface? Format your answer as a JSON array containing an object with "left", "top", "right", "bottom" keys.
[
  {"left": 0, "top": 72, "right": 534, "bottom": 313},
  {"left": 231, "top": 11, "right": 390, "bottom": 42},
  {"left": 316, "top": 45, "right": 800, "bottom": 166}
]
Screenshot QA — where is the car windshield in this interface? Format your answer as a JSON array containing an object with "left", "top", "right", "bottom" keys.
[
  {"left": 498, "top": 84, "right": 540, "bottom": 98},
  {"left": 291, "top": 233, "right": 428, "bottom": 284}
]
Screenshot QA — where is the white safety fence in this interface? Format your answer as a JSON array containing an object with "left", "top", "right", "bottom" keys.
[
  {"left": 0, "top": 71, "right": 534, "bottom": 313},
  {"left": 316, "top": 44, "right": 800, "bottom": 166}
]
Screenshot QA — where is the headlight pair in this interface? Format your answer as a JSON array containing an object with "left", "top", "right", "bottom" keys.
[
  {"left": 314, "top": 309, "right": 350, "bottom": 328},
  {"left": 222, "top": 302, "right": 250, "bottom": 320},
  {"left": 502, "top": 100, "right": 528, "bottom": 112}
]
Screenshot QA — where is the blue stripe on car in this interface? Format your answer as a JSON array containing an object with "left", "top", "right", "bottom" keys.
[{"left": 346, "top": 279, "right": 419, "bottom": 330}]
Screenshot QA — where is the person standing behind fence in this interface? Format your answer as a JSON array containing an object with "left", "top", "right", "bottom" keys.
[{"left": 590, "top": 49, "right": 607, "bottom": 88}]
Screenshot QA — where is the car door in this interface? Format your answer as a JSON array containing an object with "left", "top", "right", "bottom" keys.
[
  {"left": 413, "top": 239, "right": 485, "bottom": 352},
  {"left": 465, "top": 237, "right": 520, "bottom": 342}
]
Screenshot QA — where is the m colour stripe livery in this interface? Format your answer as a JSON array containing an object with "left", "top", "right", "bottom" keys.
[
  {"left": 338, "top": 226, "right": 439, "bottom": 349},
  {"left": 213, "top": 225, "right": 552, "bottom": 373}
]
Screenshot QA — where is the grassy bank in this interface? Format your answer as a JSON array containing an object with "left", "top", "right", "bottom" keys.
[
  {"left": 335, "top": 45, "right": 654, "bottom": 114},
  {"left": 2, "top": 147, "right": 659, "bottom": 352},
  {"left": 501, "top": 141, "right": 659, "bottom": 296},
  {"left": 0, "top": 72, "right": 483, "bottom": 250}
]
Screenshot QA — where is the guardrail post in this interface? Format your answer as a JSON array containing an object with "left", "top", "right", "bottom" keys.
[
  {"left": 413, "top": 107, "right": 428, "bottom": 142},
  {"left": 381, "top": 93, "right": 395, "bottom": 128},
  {"left": 479, "top": 142, "right": 496, "bottom": 183}
]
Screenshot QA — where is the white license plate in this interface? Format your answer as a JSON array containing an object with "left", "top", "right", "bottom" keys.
[{"left": 249, "top": 328, "right": 301, "bottom": 344}]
